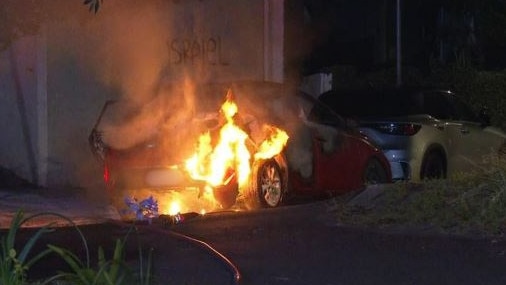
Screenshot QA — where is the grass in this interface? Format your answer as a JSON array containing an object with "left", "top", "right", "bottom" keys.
[{"left": 328, "top": 153, "right": 506, "bottom": 238}]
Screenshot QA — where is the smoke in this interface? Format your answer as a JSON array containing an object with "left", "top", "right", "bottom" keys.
[
  {"left": 212, "top": 82, "right": 342, "bottom": 179},
  {"left": 72, "top": 0, "right": 196, "bottom": 150},
  {"left": 84, "top": 0, "right": 170, "bottom": 103},
  {"left": 71, "top": 1, "right": 336, "bottom": 180},
  {"left": 0, "top": 0, "right": 343, "bottom": 200},
  {"left": 71, "top": 0, "right": 305, "bottom": 153}
]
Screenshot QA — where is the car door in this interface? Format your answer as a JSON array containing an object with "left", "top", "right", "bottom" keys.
[{"left": 312, "top": 128, "right": 357, "bottom": 193}]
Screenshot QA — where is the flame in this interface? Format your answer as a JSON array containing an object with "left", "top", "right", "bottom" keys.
[
  {"left": 255, "top": 125, "right": 290, "bottom": 160},
  {"left": 185, "top": 91, "right": 252, "bottom": 188},
  {"left": 153, "top": 185, "right": 218, "bottom": 216},
  {"left": 182, "top": 89, "right": 289, "bottom": 207},
  {"left": 168, "top": 200, "right": 182, "bottom": 216}
]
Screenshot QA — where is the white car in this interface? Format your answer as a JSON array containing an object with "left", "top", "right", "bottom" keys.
[{"left": 313, "top": 88, "right": 506, "bottom": 181}]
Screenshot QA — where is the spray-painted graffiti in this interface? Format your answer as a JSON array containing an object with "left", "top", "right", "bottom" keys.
[{"left": 168, "top": 37, "right": 229, "bottom": 66}]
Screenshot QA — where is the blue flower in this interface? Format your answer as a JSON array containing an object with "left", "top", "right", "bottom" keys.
[{"left": 123, "top": 196, "right": 159, "bottom": 223}]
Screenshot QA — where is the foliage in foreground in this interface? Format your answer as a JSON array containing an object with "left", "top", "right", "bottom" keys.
[
  {"left": 329, "top": 155, "right": 506, "bottom": 237},
  {"left": 0, "top": 211, "right": 154, "bottom": 285},
  {"left": 0, "top": 211, "right": 54, "bottom": 285}
]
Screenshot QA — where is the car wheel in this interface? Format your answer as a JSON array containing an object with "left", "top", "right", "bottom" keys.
[
  {"left": 363, "top": 158, "right": 389, "bottom": 184},
  {"left": 244, "top": 158, "right": 285, "bottom": 209},
  {"left": 421, "top": 151, "right": 445, "bottom": 180}
]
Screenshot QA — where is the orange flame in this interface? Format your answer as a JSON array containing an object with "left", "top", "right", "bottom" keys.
[
  {"left": 183, "top": 89, "right": 289, "bottom": 205},
  {"left": 255, "top": 125, "right": 290, "bottom": 160}
]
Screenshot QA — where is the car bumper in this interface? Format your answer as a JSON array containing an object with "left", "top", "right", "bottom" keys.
[
  {"left": 383, "top": 149, "right": 413, "bottom": 180},
  {"left": 108, "top": 166, "right": 239, "bottom": 214},
  {"left": 109, "top": 166, "right": 205, "bottom": 192}
]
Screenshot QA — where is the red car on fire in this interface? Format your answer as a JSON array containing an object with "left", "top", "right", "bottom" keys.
[{"left": 89, "top": 82, "right": 391, "bottom": 216}]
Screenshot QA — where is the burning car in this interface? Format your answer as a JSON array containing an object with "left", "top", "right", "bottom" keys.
[{"left": 89, "top": 82, "right": 391, "bottom": 217}]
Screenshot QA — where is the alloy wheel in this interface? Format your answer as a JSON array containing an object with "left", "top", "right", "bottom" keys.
[{"left": 259, "top": 161, "right": 283, "bottom": 207}]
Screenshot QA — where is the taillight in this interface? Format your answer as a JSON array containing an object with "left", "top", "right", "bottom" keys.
[
  {"left": 103, "top": 163, "right": 110, "bottom": 184},
  {"left": 366, "top": 123, "right": 421, "bottom": 136}
]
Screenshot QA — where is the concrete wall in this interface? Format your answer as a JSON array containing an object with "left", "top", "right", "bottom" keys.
[
  {"left": 153, "top": 0, "right": 285, "bottom": 84},
  {"left": 0, "top": 36, "right": 43, "bottom": 185},
  {"left": 46, "top": 17, "right": 107, "bottom": 191}
]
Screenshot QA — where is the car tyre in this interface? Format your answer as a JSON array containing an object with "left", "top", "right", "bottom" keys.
[
  {"left": 363, "top": 157, "right": 389, "bottom": 184},
  {"left": 421, "top": 151, "right": 445, "bottom": 180},
  {"left": 244, "top": 158, "right": 286, "bottom": 210}
]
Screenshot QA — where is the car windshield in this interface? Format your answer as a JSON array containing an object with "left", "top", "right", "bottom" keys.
[
  {"left": 299, "top": 91, "right": 348, "bottom": 128},
  {"left": 318, "top": 89, "right": 424, "bottom": 119}
]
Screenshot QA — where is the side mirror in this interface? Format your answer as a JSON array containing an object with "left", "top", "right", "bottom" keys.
[{"left": 478, "top": 106, "right": 491, "bottom": 127}]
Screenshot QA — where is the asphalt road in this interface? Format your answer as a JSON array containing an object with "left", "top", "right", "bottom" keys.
[
  {"left": 170, "top": 201, "right": 506, "bottom": 285},
  {"left": 3, "top": 189, "right": 506, "bottom": 285}
]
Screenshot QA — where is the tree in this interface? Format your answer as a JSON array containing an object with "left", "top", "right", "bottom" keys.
[{"left": 434, "top": 0, "right": 506, "bottom": 69}]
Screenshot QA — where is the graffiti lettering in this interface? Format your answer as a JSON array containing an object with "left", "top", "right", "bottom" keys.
[{"left": 168, "top": 37, "right": 229, "bottom": 66}]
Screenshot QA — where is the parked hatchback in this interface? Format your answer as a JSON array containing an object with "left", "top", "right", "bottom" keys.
[{"left": 313, "top": 88, "right": 506, "bottom": 181}]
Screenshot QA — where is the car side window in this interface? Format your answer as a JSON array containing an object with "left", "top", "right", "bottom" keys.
[{"left": 422, "top": 92, "right": 453, "bottom": 119}]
